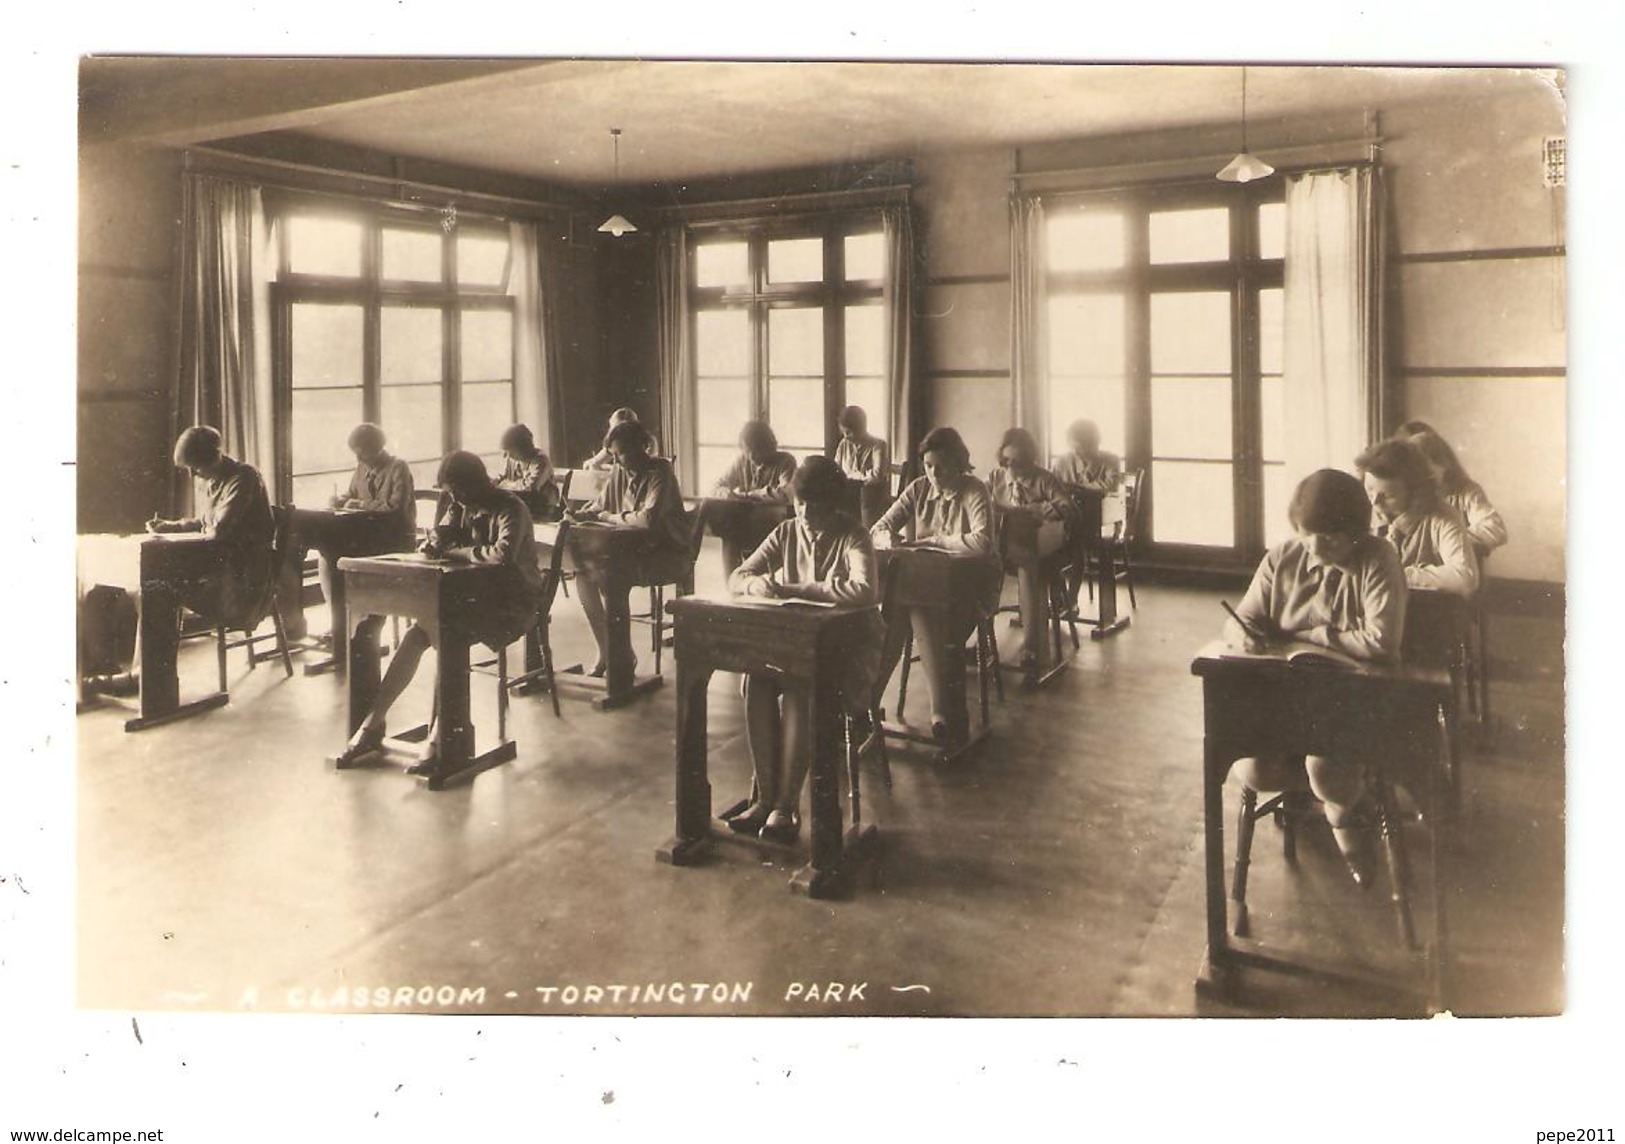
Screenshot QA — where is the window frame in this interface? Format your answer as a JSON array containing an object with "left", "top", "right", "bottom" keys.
[
  {"left": 1042, "top": 180, "right": 1285, "bottom": 567},
  {"left": 685, "top": 213, "right": 885, "bottom": 486},
  {"left": 269, "top": 193, "right": 517, "bottom": 503}
]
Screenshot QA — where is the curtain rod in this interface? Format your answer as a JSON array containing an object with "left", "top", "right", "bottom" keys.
[
  {"left": 1010, "top": 136, "right": 1382, "bottom": 185},
  {"left": 185, "top": 146, "right": 575, "bottom": 218},
  {"left": 653, "top": 183, "right": 911, "bottom": 221}
]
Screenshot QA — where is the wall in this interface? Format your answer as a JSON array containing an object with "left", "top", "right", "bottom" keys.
[
  {"left": 911, "top": 82, "right": 1567, "bottom": 585},
  {"left": 78, "top": 143, "right": 184, "bottom": 533}
]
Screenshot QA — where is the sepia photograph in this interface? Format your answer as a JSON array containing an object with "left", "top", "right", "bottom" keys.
[
  {"left": 6, "top": 5, "right": 1618, "bottom": 1134},
  {"left": 69, "top": 56, "right": 1567, "bottom": 1020}
]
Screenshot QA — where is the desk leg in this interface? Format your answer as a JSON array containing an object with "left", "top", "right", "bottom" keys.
[
  {"left": 137, "top": 578, "right": 180, "bottom": 722},
  {"left": 343, "top": 614, "right": 384, "bottom": 740},
  {"left": 427, "top": 638, "right": 475, "bottom": 789},
  {"left": 658, "top": 657, "right": 714, "bottom": 865},
  {"left": 1091, "top": 543, "right": 1130, "bottom": 640},
  {"left": 940, "top": 618, "right": 972, "bottom": 745},
  {"left": 604, "top": 573, "right": 637, "bottom": 702},
  {"left": 1195, "top": 737, "right": 1236, "bottom": 1001},
  {"left": 792, "top": 681, "right": 848, "bottom": 898}
]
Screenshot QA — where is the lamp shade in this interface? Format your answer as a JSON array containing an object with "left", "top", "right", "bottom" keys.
[
  {"left": 1216, "top": 151, "right": 1276, "bottom": 184},
  {"left": 597, "top": 213, "right": 639, "bottom": 237}
]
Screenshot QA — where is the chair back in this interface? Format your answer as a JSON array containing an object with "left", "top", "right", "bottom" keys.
[
  {"left": 1119, "top": 468, "right": 1146, "bottom": 544},
  {"left": 888, "top": 459, "right": 909, "bottom": 497},
  {"left": 537, "top": 517, "right": 572, "bottom": 614},
  {"left": 555, "top": 468, "right": 574, "bottom": 503}
]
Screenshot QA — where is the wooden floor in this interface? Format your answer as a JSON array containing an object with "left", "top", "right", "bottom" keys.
[{"left": 75, "top": 542, "right": 1565, "bottom": 1017}]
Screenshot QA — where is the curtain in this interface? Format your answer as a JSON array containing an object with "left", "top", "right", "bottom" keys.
[
  {"left": 881, "top": 204, "right": 917, "bottom": 468},
  {"left": 1009, "top": 194, "right": 1047, "bottom": 449},
  {"left": 173, "top": 174, "right": 274, "bottom": 509},
  {"left": 508, "top": 220, "right": 552, "bottom": 455},
  {"left": 654, "top": 226, "right": 691, "bottom": 479},
  {"left": 1282, "top": 166, "right": 1384, "bottom": 487}
]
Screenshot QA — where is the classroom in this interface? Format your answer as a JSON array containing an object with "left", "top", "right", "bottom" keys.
[{"left": 74, "top": 60, "right": 1566, "bottom": 1018}]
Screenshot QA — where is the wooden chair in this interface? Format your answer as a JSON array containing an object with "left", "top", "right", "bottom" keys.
[
  {"left": 1097, "top": 468, "right": 1144, "bottom": 610},
  {"left": 895, "top": 516, "right": 1008, "bottom": 727},
  {"left": 506, "top": 518, "right": 574, "bottom": 718},
  {"left": 990, "top": 512, "right": 1078, "bottom": 676},
  {"left": 201, "top": 507, "right": 297, "bottom": 687},
  {"left": 628, "top": 508, "right": 709, "bottom": 677}
]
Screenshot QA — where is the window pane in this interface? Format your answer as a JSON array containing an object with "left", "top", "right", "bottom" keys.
[
  {"left": 768, "top": 237, "right": 823, "bottom": 284},
  {"left": 845, "top": 304, "right": 884, "bottom": 376},
  {"left": 695, "top": 242, "right": 749, "bottom": 289},
  {"left": 1048, "top": 375, "right": 1125, "bottom": 460},
  {"left": 695, "top": 309, "right": 750, "bottom": 377},
  {"left": 381, "top": 306, "right": 444, "bottom": 385},
  {"left": 408, "top": 459, "right": 440, "bottom": 492},
  {"left": 287, "top": 215, "right": 363, "bottom": 278},
  {"left": 1150, "top": 292, "right": 1231, "bottom": 374},
  {"left": 290, "top": 303, "right": 363, "bottom": 388},
  {"left": 1260, "top": 376, "right": 1284, "bottom": 463},
  {"left": 1047, "top": 209, "right": 1126, "bottom": 273},
  {"left": 457, "top": 230, "right": 510, "bottom": 287},
  {"left": 696, "top": 378, "right": 751, "bottom": 446},
  {"left": 769, "top": 378, "right": 824, "bottom": 450},
  {"left": 381, "top": 227, "right": 443, "bottom": 283},
  {"left": 461, "top": 309, "right": 513, "bottom": 381},
  {"left": 845, "top": 377, "right": 887, "bottom": 443},
  {"left": 292, "top": 470, "right": 356, "bottom": 510},
  {"left": 1258, "top": 288, "right": 1283, "bottom": 377},
  {"left": 461, "top": 381, "right": 514, "bottom": 454},
  {"left": 1151, "top": 460, "right": 1234, "bottom": 547},
  {"left": 380, "top": 386, "right": 444, "bottom": 463},
  {"left": 696, "top": 446, "right": 736, "bottom": 495},
  {"left": 1047, "top": 293, "right": 1125, "bottom": 376},
  {"left": 1151, "top": 378, "right": 1233, "bottom": 460},
  {"left": 768, "top": 307, "right": 824, "bottom": 376},
  {"left": 845, "top": 232, "right": 884, "bottom": 281},
  {"left": 1262, "top": 463, "right": 1290, "bottom": 547},
  {"left": 1257, "top": 202, "right": 1286, "bottom": 260},
  {"left": 1149, "top": 208, "right": 1230, "bottom": 264},
  {"left": 291, "top": 389, "right": 363, "bottom": 474}
]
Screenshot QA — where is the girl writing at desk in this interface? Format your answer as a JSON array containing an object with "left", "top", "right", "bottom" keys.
[
  {"left": 1224, "top": 468, "right": 1408, "bottom": 884},
  {"left": 1355, "top": 438, "right": 1479, "bottom": 598},
  {"left": 988, "top": 427, "right": 1074, "bottom": 673},
  {"left": 726, "top": 457, "right": 884, "bottom": 843},
  {"left": 869, "top": 426, "right": 1002, "bottom": 742},
  {"left": 336, "top": 451, "right": 541, "bottom": 773}
]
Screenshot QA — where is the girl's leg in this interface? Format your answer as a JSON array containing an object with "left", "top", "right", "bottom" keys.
[
  {"left": 574, "top": 572, "right": 611, "bottom": 674},
  {"left": 1306, "top": 754, "right": 1370, "bottom": 868},
  {"left": 911, "top": 608, "right": 949, "bottom": 730},
  {"left": 346, "top": 624, "right": 431, "bottom": 747},
  {"left": 740, "top": 675, "right": 782, "bottom": 824},
  {"left": 1015, "top": 566, "right": 1047, "bottom": 663},
  {"left": 776, "top": 686, "right": 812, "bottom": 815}
]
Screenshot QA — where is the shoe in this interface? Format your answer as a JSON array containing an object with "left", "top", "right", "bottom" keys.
[
  {"left": 758, "top": 811, "right": 800, "bottom": 845},
  {"left": 405, "top": 738, "right": 441, "bottom": 776},
  {"left": 335, "top": 723, "right": 386, "bottom": 766},
  {"left": 726, "top": 805, "right": 770, "bottom": 835},
  {"left": 929, "top": 719, "right": 950, "bottom": 742},
  {"left": 91, "top": 671, "right": 140, "bottom": 698},
  {"left": 1334, "top": 826, "right": 1376, "bottom": 889}
]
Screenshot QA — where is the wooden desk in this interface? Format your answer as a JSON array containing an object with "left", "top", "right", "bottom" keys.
[
  {"left": 1065, "top": 487, "right": 1130, "bottom": 640},
  {"left": 1189, "top": 642, "right": 1457, "bottom": 1009},
  {"left": 77, "top": 533, "right": 233, "bottom": 732},
  {"left": 335, "top": 554, "right": 518, "bottom": 789},
  {"left": 656, "top": 595, "right": 882, "bottom": 898},
  {"left": 288, "top": 507, "right": 413, "bottom": 675},
  {"left": 999, "top": 511, "right": 1071, "bottom": 687},
  {"left": 875, "top": 545, "right": 1001, "bottom": 762},
  {"left": 535, "top": 519, "right": 666, "bottom": 711},
  {"left": 692, "top": 496, "right": 791, "bottom": 568}
]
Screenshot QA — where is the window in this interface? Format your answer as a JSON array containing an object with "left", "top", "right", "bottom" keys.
[
  {"left": 1043, "top": 185, "right": 1284, "bottom": 563},
  {"left": 273, "top": 199, "right": 515, "bottom": 506},
  {"left": 687, "top": 223, "right": 886, "bottom": 492}
]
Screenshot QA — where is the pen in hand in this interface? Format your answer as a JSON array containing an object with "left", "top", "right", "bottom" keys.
[{"left": 1220, "top": 600, "right": 1265, "bottom": 645}]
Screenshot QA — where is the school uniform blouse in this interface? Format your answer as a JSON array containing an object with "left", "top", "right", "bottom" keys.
[
  {"left": 1052, "top": 450, "right": 1123, "bottom": 492},
  {"left": 728, "top": 515, "right": 885, "bottom": 702},
  {"left": 344, "top": 452, "right": 416, "bottom": 539},
  {"left": 989, "top": 465, "right": 1073, "bottom": 523},
  {"left": 873, "top": 473, "right": 997, "bottom": 555},
  {"left": 834, "top": 433, "right": 891, "bottom": 487},
  {"left": 713, "top": 450, "right": 797, "bottom": 502},
  {"left": 585, "top": 456, "right": 692, "bottom": 555},
  {"left": 1444, "top": 480, "right": 1508, "bottom": 554},
  {"left": 1234, "top": 533, "right": 1408, "bottom": 664},
  {"left": 496, "top": 451, "right": 561, "bottom": 519},
  {"left": 1377, "top": 503, "right": 1480, "bottom": 598},
  {"left": 174, "top": 455, "right": 277, "bottom": 627},
  {"left": 434, "top": 490, "right": 543, "bottom": 648}
]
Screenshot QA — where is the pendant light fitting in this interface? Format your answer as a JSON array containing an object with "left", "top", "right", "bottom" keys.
[{"left": 597, "top": 127, "right": 639, "bottom": 236}]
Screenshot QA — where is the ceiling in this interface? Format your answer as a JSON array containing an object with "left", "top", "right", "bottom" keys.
[{"left": 80, "top": 58, "right": 1556, "bottom": 187}]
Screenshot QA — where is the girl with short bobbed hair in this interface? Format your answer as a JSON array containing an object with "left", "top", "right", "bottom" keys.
[
  {"left": 1355, "top": 438, "right": 1479, "bottom": 598},
  {"left": 726, "top": 456, "right": 884, "bottom": 842},
  {"left": 1224, "top": 467, "right": 1409, "bottom": 883},
  {"left": 334, "top": 423, "right": 415, "bottom": 539},
  {"left": 494, "top": 422, "right": 560, "bottom": 520},
  {"left": 711, "top": 419, "right": 799, "bottom": 576},
  {"left": 583, "top": 406, "right": 661, "bottom": 470},
  {"left": 869, "top": 426, "right": 1002, "bottom": 743},
  {"left": 1404, "top": 429, "right": 1507, "bottom": 556},
  {"left": 1052, "top": 418, "right": 1122, "bottom": 492},
  {"left": 989, "top": 426, "right": 1075, "bottom": 672}
]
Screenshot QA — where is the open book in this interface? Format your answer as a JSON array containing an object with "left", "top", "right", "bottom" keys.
[
  {"left": 1221, "top": 638, "right": 1364, "bottom": 670},
  {"left": 742, "top": 595, "right": 837, "bottom": 608}
]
